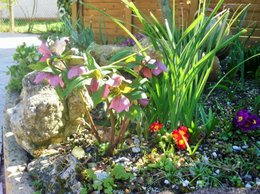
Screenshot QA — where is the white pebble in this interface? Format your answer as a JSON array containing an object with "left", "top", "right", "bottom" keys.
[
  {"left": 212, "top": 152, "right": 217, "bottom": 158},
  {"left": 232, "top": 146, "right": 242, "bottom": 151},
  {"left": 215, "top": 169, "right": 220, "bottom": 174},
  {"left": 182, "top": 180, "right": 190, "bottom": 187},
  {"left": 256, "top": 178, "right": 260, "bottom": 186},
  {"left": 132, "top": 146, "right": 141, "bottom": 153},
  {"left": 133, "top": 138, "right": 140, "bottom": 145},
  {"left": 245, "top": 183, "right": 252, "bottom": 188},
  {"left": 164, "top": 179, "right": 170, "bottom": 185}
]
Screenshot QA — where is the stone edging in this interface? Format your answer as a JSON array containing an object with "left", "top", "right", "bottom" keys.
[{"left": 2, "top": 91, "right": 34, "bottom": 194}]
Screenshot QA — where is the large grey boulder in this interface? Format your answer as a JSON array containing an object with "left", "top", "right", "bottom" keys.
[{"left": 7, "top": 71, "right": 85, "bottom": 156}]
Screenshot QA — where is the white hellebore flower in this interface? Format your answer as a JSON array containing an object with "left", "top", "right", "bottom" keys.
[{"left": 50, "top": 37, "right": 69, "bottom": 56}]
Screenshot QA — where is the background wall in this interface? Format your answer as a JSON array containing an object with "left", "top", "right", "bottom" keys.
[{"left": 0, "top": 0, "right": 58, "bottom": 19}]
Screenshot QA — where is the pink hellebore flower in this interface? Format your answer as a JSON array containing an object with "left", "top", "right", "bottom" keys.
[
  {"left": 109, "top": 95, "right": 131, "bottom": 113},
  {"left": 67, "top": 65, "right": 87, "bottom": 79},
  {"left": 142, "top": 67, "right": 153, "bottom": 78},
  {"left": 38, "top": 41, "right": 51, "bottom": 62},
  {"left": 34, "top": 72, "right": 64, "bottom": 88},
  {"left": 90, "top": 78, "right": 100, "bottom": 92},
  {"left": 102, "top": 74, "right": 131, "bottom": 98},
  {"left": 138, "top": 98, "right": 149, "bottom": 107},
  {"left": 152, "top": 61, "right": 167, "bottom": 76}
]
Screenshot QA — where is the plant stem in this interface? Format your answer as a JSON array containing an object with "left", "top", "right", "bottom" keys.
[
  {"left": 106, "top": 117, "right": 130, "bottom": 156},
  {"left": 115, "top": 117, "right": 130, "bottom": 147},
  {"left": 107, "top": 101, "right": 116, "bottom": 155},
  {"left": 79, "top": 90, "right": 101, "bottom": 143}
]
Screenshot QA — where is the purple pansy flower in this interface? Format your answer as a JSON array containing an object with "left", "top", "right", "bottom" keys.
[
  {"left": 34, "top": 72, "right": 64, "bottom": 88},
  {"left": 38, "top": 41, "right": 51, "bottom": 62},
  {"left": 247, "top": 114, "right": 260, "bottom": 130},
  {"left": 67, "top": 65, "right": 87, "bottom": 79},
  {"left": 109, "top": 95, "right": 130, "bottom": 113},
  {"left": 233, "top": 109, "right": 251, "bottom": 127},
  {"left": 233, "top": 109, "right": 260, "bottom": 132}
]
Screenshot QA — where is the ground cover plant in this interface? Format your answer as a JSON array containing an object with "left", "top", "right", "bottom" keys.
[{"left": 7, "top": 0, "right": 260, "bottom": 193}]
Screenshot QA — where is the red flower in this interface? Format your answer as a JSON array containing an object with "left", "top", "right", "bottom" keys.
[
  {"left": 172, "top": 126, "right": 189, "bottom": 150},
  {"left": 149, "top": 121, "right": 163, "bottom": 132}
]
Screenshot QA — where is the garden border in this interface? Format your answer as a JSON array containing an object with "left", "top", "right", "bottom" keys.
[{"left": 2, "top": 91, "right": 34, "bottom": 194}]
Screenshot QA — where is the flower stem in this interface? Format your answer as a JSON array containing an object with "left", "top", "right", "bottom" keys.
[
  {"left": 107, "top": 101, "right": 116, "bottom": 155},
  {"left": 79, "top": 90, "right": 101, "bottom": 143}
]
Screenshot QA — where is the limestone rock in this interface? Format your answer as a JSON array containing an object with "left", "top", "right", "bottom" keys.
[
  {"left": 27, "top": 150, "right": 82, "bottom": 194},
  {"left": 7, "top": 72, "right": 85, "bottom": 156},
  {"left": 88, "top": 42, "right": 125, "bottom": 66}
]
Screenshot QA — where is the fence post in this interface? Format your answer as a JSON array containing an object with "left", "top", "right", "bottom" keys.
[{"left": 8, "top": 0, "right": 14, "bottom": 32}]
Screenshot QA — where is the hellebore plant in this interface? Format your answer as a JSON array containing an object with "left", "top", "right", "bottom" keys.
[{"left": 30, "top": 37, "right": 149, "bottom": 156}]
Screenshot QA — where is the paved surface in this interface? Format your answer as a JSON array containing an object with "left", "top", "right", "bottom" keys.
[{"left": 0, "top": 32, "right": 40, "bottom": 194}]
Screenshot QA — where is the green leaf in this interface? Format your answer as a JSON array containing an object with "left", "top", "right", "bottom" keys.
[
  {"left": 64, "top": 55, "right": 85, "bottom": 66},
  {"left": 146, "top": 63, "right": 156, "bottom": 69},
  {"left": 126, "top": 62, "right": 139, "bottom": 69},
  {"left": 111, "top": 164, "right": 132, "bottom": 180},
  {"left": 92, "top": 84, "right": 105, "bottom": 107},
  {"left": 108, "top": 49, "right": 133, "bottom": 63},
  {"left": 128, "top": 90, "right": 147, "bottom": 101},
  {"left": 29, "top": 62, "right": 52, "bottom": 72},
  {"left": 86, "top": 52, "right": 102, "bottom": 71}
]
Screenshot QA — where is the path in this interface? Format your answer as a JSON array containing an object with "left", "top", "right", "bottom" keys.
[{"left": 0, "top": 33, "right": 40, "bottom": 194}]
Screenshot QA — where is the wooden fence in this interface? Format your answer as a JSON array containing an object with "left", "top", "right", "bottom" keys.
[{"left": 72, "top": 0, "right": 260, "bottom": 42}]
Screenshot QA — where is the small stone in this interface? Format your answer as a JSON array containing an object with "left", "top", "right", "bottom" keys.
[
  {"left": 215, "top": 169, "right": 220, "bottom": 174},
  {"left": 132, "top": 167, "right": 139, "bottom": 173},
  {"left": 242, "top": 145, "right": 249, "bottom": 149},
  {"left": 232, "top": 146, "right": 242, "bottom": 151},
  {"left": 164, "top": 179, "right": 170, "bottom": 185},
  {"left": 244, "top": 174, "right": 252, "bottom": 182},
  {"left": 256, "top": 178, "right": 260, "bottom": 186},
  {"left": 95, "top": 170, "right": 109, "bottom": 181},
  {"left": 115, "top": 157, "right": 130, "bottom": 163},
  {"left": 196, "top": 180, "right": 203, "bottom": 188},
  {"left": 133, "top": 138, "right": 140, "bottom": 145},
  {"left": 245, "top": 183, "right": 252, "bottom": 188},
  {"left": 202, "top": 155, "right": 209, "bottom": 164},
  {"left": 182, "top": 180, "right": 190, "bottom": 187},
  {"left": 132, "top": 146, "right": 141, "bottom": 153},
  {"left": 212, "top": 152, "right": 217, "bottom": 158}
]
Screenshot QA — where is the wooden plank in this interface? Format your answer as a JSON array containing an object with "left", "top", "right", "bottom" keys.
[
  {"left": 124, "top": 0, "right": 133, "bottom": 33},
  {"left": 210, "top": 0, "right": 260, "bottom": 3},
  {"left": 83, "top": 10, "right": 125, "bottom": 18},
  {"left": 84, "top": 0, "right": 121, "bottom": 3},
  {"left": 189, "top": 0, "right": 199, "bottom": 24},
  {"left": 82, "top": 2, "right": 124, "bottom": 10},
  {"left": 71, "top": 1, "right": 78, "bottom": 25}
]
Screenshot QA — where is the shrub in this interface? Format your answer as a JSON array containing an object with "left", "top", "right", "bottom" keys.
[{"left": 6, "top": 43, "right": 41, "bottom": 92}]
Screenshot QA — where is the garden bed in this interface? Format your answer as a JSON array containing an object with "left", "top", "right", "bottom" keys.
[{"left": 4, "top": 80, "right": 259, "bottom": 194}]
